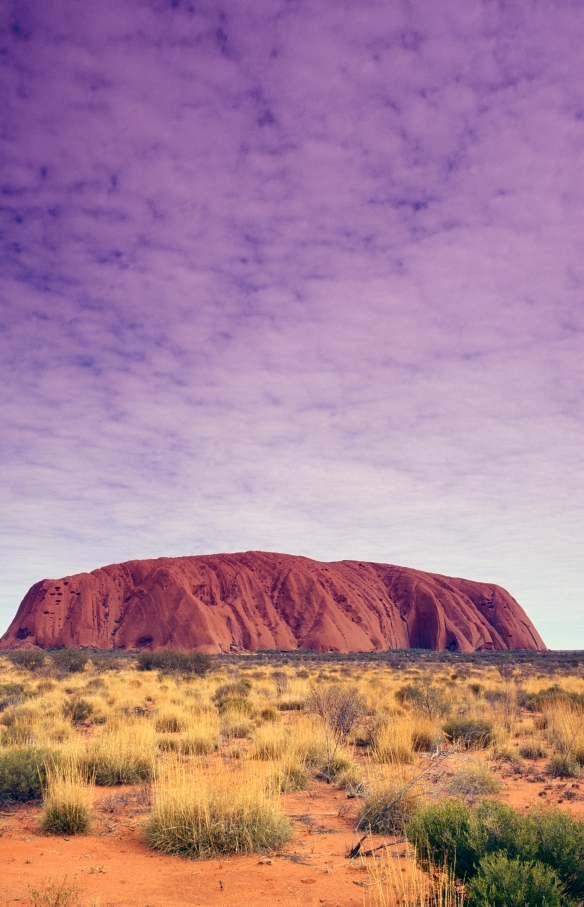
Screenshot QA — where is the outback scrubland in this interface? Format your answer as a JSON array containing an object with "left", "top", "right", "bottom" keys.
[{"left": 1, "top": 647, "right": 584, "bottom": 907}]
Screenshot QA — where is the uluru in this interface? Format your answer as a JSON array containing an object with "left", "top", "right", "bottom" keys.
[{"left": 0, "top": 552, "right": 545, "bottom": 653}]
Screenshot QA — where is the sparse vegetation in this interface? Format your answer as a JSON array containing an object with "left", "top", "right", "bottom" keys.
[{"left": 0, "top": 643, "right": 582, "bottom": 907}]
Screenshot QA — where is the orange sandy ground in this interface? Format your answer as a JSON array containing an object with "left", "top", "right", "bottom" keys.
[{"left": 1, "top": 763, "right": 583, "bottom": 907}]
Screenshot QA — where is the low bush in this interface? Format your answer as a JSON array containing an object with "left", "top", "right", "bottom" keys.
[
  {"left": 62, "top": 697, "right": 94, "bottom": 724},
  {"left": 545, "top": 755, "right": 580, "bottom": 778},
  {"left": 49, "top": 649, "right": 88, "bottom": 674},
  {"left": 408, "top": 798, "right": 584, "bottom": 899},
  {"left": 519, "top": 740, "right": 548, "bottom": 759},
  {"left": 472, "top": 799, "right": 538, "bottom": 863},
  {"left": 0, "top": 746, "right": 55, "bottom": 801},
  {"left": 8, "top": 650, "right": 46, "bottom": 671},
  {"left": 442, "top": 716, "right": 493, "bottom": 748},
  {"left": 137, "top": 650, "right": 212, "bottom": 676},
  {"left": 492, "top": 744, "right": 522, "bottom": 764},
  {"left": 466, "top": 853, "right": 565, "bottom": 907},
  {"left": 531, "top": 808, "right": 584, "bottom": 899},
  {"left": 2, "top": 722, "right": 37, "bottom": 746},
  {"left": 267, "top": 760, "right": 310, "bottom": 793},
  {"left": 220, "top": 713, "right": 255, "bottom": 739},
  {"left": 447, "top": 764, "right": 501, "bottom": 801},
  {"left": 359, "top": 776, "right": 421, "bottom": 834},
  {"left": 395, "top": 682, "right": 450, "bottom": 719},
  {"left": 218, "top": 697, "right": 252, "bottom": 715},
  {"left": 407, "top": 798, "right": 477, "bottom": 878}
]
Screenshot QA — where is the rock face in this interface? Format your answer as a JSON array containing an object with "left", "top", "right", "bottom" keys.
[{"left": 0, "top": 551, "right": 545, "bottom": 653}]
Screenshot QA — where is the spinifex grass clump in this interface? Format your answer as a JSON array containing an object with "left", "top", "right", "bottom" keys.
[
  {"left": 41, "top": 760, "right": 92, "bottom": 835},
  {"left": 358, "top": 766, "right": 423, "bottom": 835},
  {"left": 82, "top": 719, "right": 157, "bottom": 784},
  {"left": 368, "top": 848, "right": 464, "bottom": 907},
  {"left": 179, "top": 712, "right": 220, "bottom": 755},
  {"left": 250, "top": 724, "right": 288, "bottom": 761},
  {"left": 144, "top": 760, "right": 292, "bottom": 858}
]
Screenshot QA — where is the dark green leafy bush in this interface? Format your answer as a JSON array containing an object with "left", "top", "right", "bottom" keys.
[
  {"left": 442, "top": 716, "right": 493, "bottom": 748},
  {"left": 407, "top": 799, "right": 478, "bottom": 878},
  {"left": 466, "top": 854, "right": 565, "bottom": 907},
  {"left": 531, "top": 808, "right": 584, "bottom": 898},
  {"left": 408, "top": 799, "right": 584, "bottom": 900},
  {"left": 473, "top": 799, "right": 537, "bottom": 862},
  {"left": 0, "top": 747, "right": 55, "bottom": 801},
  {"left": 137, "top": 650, "right": 212, "bottom": 676}
]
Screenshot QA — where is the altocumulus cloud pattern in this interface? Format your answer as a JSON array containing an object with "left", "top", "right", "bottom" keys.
[{"left": 1, "top": 0, "right": 583, "bottom": 647}]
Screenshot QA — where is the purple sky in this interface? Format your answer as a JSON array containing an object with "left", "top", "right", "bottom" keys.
[{"left": 1, "top": 0, "right": 583, "bottom": 648}]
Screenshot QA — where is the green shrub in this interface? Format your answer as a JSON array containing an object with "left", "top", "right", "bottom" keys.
[
  {"left": 62, "top": 697, "right": 94, "bottom": 724},
  {"left": 50, "top": 649, "right": 88, "bottom": 674},
  {"left": 8, "top": 650, "right": 46, "bottom": 671},
  {"left": 407, "top": 799, "right": 478, "bottom": 878},
  {"left": 442, "top": 716, "right": 493, "bottom": 748},
  {"left": 218, "top": 698, "right": 252, "bottom": 715},
  {"left": 466, "top": 853, "right": 565, "bottom": 907},
  {"left": 531, "top": 808, "right": 584, "bottom": 898},
  {"left": 473, "top": 799, "right": 537, "bottom": 862},
  {"left": 0, "top": 747, "right": 54, "bottom": 801},
  {"left": 408, "top": 798, "right": 584, "bottom": 899},
  {"left": 519, "top": 740, "right": 548, "bottom": 759},
  {"left": 137, "top": 650, "right": 212, "bottom": 676},
  {"left": 545, "top": 755, "right": 580, "bottom": 778}
]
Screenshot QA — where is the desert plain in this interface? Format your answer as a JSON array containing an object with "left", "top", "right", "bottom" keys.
[{"left": 0, "top": 648, "right": 583, "bottom": 907}]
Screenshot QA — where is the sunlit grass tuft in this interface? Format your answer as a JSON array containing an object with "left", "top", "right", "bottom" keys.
[{"left": 144, "top": 759, "right": 292, "bottom": 857}]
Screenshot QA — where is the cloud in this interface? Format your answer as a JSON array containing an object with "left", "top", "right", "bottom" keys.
[{"left": 1, "top": 0, "right": 583, "bottom": 646}]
